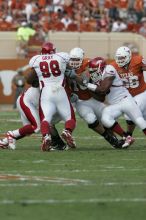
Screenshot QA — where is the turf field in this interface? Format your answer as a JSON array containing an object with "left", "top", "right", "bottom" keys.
[{"left": 0, "top": 108, "right": 146, "bottom": 220}]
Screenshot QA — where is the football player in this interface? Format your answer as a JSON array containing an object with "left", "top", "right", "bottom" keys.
[
  {"left": 68, "top": 47, "right": 127, "bottom": 149},
  {"left": 0, "top": 83, "right": 66, "bottom": 151},
  {"left": 111, "top": 46, "right": 146, "bottom": 136},
  {"left": 28, "top": 42, "right": 76, "bottom": 151},
  {"left": 84, "top": 56, "right": 146, "bottom": 145}
]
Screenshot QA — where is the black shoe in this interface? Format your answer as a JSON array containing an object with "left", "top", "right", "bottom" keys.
[
  {"left": 51, "top": 144, "right": 67, "bottom": 151},
  {"left": 111, "top": 139, "right": 125, "bottom": 149},
  {"left": 104, "top": 132, "right": 124, "bottom": 149},
  {"left": 51, "top": 138, "right": 67, "bottom": 151}
]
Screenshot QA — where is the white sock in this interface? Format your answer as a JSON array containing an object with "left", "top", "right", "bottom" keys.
[{"left": 8, "top": 130, "right": 20, "bottom": 138}]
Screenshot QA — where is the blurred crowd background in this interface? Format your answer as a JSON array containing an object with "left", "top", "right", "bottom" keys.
[
  {"left": 1, "top": 0, "right": 146, "bottom": 58},
  {"left": 0, "top": 0, "right": 146, "bottom": 105},
  {"left": 1, "top": 0, "right": 146, "bottom": 33}
]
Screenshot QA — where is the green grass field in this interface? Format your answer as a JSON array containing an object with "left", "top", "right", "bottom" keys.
[{"left": 0, "top": 108, "right": 146, "bottom": 220}]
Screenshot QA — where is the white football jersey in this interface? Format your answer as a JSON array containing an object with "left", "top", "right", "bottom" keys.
[
  {"left": 29, "top": 52, "right": 70, "bottom": 88},
  {"left": 102, "top": 65, "right": 131, "bottom": 104}
]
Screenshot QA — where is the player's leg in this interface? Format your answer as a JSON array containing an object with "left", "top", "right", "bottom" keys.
[
  {"left": 122, "top": 96, "right": 146, "bottom": 135},
  {"left": 40, "top": 99, "right": 56, "bottom": 151},
  {"left": 41, "top": 112, "right": 65, "bottom": 150},
  {"left": 56, "top": 88, "right": 76, "bottom": 148},
  {"left": 76, "top": 100, "right": 124, "bottom": 149},
  {"left": 0, "top": 97, "right": 40, "bottom": 150},
  {"left": 123, "top": 92, "right": 146, "bottom": 136},
  {"left": 50, "top": 124, "right": 66, "bottom": 150},
  {"left": 101, "top": 104, "right": 135, "bottom": 148}
]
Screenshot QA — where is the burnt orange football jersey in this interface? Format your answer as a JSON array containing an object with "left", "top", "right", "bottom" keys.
[
  {"left": 111, "top": 55, "right": 146, "bottom": 96},
  {"left": 71, "top": 58, "right": 92, "bottom": 100}
]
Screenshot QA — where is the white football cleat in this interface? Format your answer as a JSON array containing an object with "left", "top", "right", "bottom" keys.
[
  {"left": 6, "top": 131, "right": 16, "bottom": 150},
  {"left": 0, "top": 139, "right": 9, "bottom": 149},
  {"left": 122, "top": 135, "right": 135, "bottom": 148},
  {"left": 41, "top": 134, "right": 52, "bottom": 151},
  {"left": 61, "top": 129, "right": 76, "bottom": 149}
]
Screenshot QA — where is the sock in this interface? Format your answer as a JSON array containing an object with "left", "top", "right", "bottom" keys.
[
  {"left": 101, "top": 130, "right": 119, "bottom": 146},
  {"left": 143, "top": 128, "right": 146, "bottom": 135},
  {"left": 125, "top": 131, "right": 133, "bottom": 137},
  {"left": 111, "top": 122, "right": 125, "bottom": 137},
  {"left": 19, "top": 125, "right": 34, "bottom": 137},
  {"left": 41, "top": 120, "right": 50, "bottom": 136},
  {"left": 11, "top": 129, "right": 20, "bottom": 138},
  {"left": 65, "top": 119, "right": 76, "bottom": 132}
]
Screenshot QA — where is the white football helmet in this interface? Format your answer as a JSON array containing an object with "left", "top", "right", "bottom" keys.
[
  {"left": 69, "top": 47, "right": 84, "bottom": 69},
  {"left": 115, "top": 46, "right": 132, "bottom": 67}
]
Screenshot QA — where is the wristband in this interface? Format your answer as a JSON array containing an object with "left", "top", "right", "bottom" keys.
[{"left": 87, "top": 83, "right": 97, "bottom": 92}]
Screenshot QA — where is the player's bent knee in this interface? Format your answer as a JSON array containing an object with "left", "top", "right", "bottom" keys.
[
  {"left": 84, "top": 113, "right": 97, "bottom": 125},
  {"left": 134, "top": 117, "right": 146, "bottom": 130},
  {"left": 101, "top": 114, "right": 115, "bottom": 128},
  {"left": 88, "top": 120, "right": 99, "bottom": 129}
]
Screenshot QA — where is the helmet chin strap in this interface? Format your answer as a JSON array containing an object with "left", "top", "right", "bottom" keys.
[{"left": 123, "top": 64, "right": 129, "bottom": 69}]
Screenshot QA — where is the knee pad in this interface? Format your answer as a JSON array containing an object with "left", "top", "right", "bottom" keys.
[{"left": 88, "top": 120, "right": 99, "bottom": 129}]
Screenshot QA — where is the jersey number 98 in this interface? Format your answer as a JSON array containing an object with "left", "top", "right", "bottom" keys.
[{"left": 40, "top": 60, "right": 61, "bottom": 77}]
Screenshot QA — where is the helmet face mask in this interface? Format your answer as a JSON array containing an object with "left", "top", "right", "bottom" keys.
[
  {"left": 89, "top": 57, "right": 106, "bottom": 83},
  {"left": 69, "top": 48, "right": 84, "bottom": 69},
  {"left": 69, "top": 58, "right": 83, "bottom": 69},
  {"left": 115, "top": 46, "right": 131, "bottom": 67},
  {"left": 90, "top": 69, "right": 102, "bottom": 83},
  {"left": 41, "top": 42, "right": 56, "bottom": 55}
]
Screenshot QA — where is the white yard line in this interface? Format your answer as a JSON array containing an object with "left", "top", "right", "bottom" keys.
[
  {"left": 103, "top": 182, "right": 146, "bottom": 186},
  {"left": 0, "top": 166, "right": 146, "bottom": 175},
  {"left": 0, "top": 198, "right": 146, "bottom": 205},
  {"left": 0, "top": 182, "right": 145, "bottom": 187},
  {"left": 0, "top": 119, "right": 21, "bottom": 122},
  {"left": 0, "top": 174, "right": 91, "bottom": 185},
  {"left": 0, "top": 183, "right": 78, "bottom": 186}
]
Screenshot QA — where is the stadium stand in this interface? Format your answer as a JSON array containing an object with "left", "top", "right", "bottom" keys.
[{"left": 0, "top": 0, "right": 146, "bottom": 58}]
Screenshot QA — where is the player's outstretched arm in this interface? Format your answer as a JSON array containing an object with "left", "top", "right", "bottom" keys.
[
  {"left": 83, "top": 76, "right": 115, "bottom": 95},
  {"left": 26, "top": 68, "right": 39, "bottom": 87}
]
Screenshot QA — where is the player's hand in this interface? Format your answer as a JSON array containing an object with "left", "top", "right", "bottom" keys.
[
  {"left": 65, "top": 69, "right": 76, "bottom": 79},
  {"left": 82, "top": 79, "right": 88, "bottom": 87},
  {"left": 70, "top": 93, "right": 79, "bottom": 103}
]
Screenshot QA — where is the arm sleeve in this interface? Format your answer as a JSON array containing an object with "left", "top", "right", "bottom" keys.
[
  {"left": 29, "top": 55, "right": 39, "bottom": 68},
  {"left": 58, "top": 52, "right": 70, "bottom": 63}
]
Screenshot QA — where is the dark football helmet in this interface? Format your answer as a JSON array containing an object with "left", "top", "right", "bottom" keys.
[
  {"left": 89, "top": 57, "right": 106, "bottom": 83},
  {"left": 41, "top": 42, "right": 56, "bottom": 54}
]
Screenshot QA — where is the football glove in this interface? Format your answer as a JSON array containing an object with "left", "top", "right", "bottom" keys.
[{"left": 65, "top": 69, "right": 77, "bottom": 79}]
